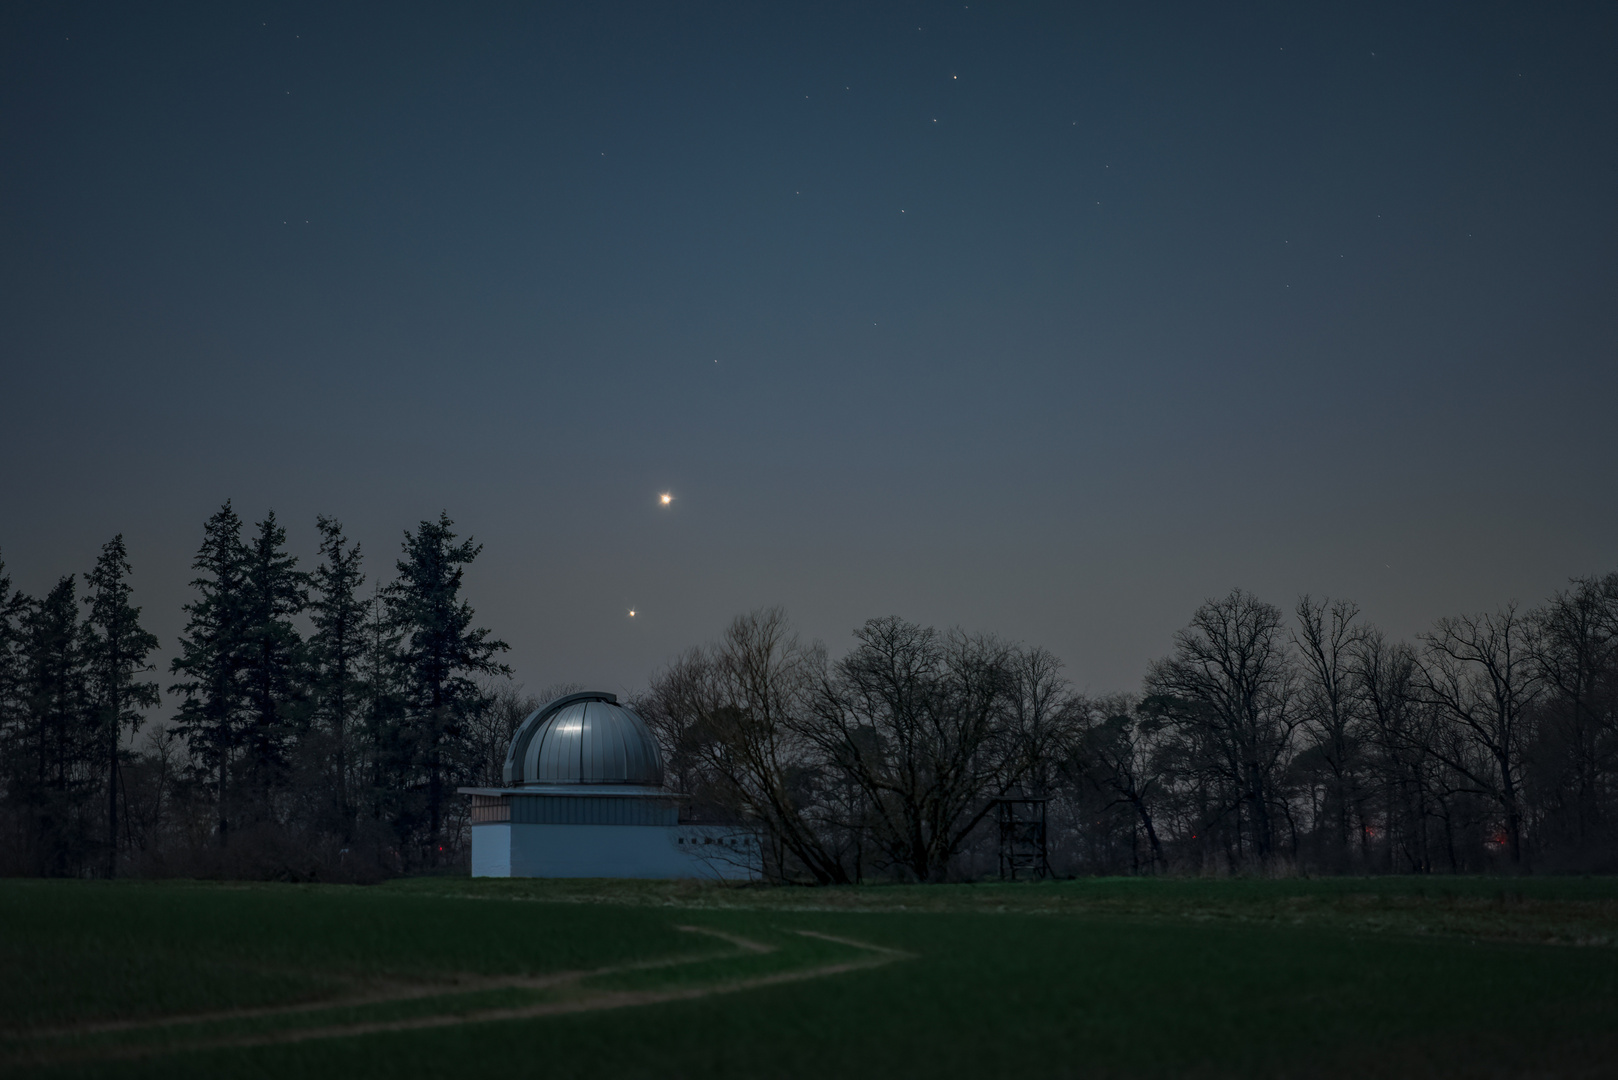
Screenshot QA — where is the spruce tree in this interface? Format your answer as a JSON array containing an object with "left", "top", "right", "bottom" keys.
[
  {"left": 237, "top": 512, "right": 307, "bottom": 814},
  {"left": 386, "top": 513, "right": 509, "bottom": 861},
  {"left": 170, "top": 503, "right": 250, "bottom": 845},
  {"left": 0, "top": 551, "right": 30, "bottom": 767},
  {"left": 359, "top": 580, "right": 407, "bottom": 852},
  {"left": 81, "top": 535, "right": 160, "bottom": 877},
  {"left": 309, "top": 516, "right": 366, "bottom": 836},
  {"left": 20, "top": 577, "right": 92, "bottom": 875},
  {"left": 0, "top": 553, "right": 31, "bottom": 874}
]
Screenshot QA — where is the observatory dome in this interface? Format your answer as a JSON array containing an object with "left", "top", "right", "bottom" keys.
[{"left": 501, "top": 691, "right": 664, "bottom": 788}]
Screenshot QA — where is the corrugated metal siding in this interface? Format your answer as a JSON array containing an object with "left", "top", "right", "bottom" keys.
[{"left": 509, "top": 795, "right": 677, "bottom": 826}]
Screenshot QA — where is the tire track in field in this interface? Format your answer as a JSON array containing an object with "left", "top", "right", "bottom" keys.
[
  {"left": 15, "top": 925, "right": 766, "bottom": 1042},
  {"left": 4, "top": 928, "right": 907, "bottom": 1065},
  {"left": 17, "top": 974, "right": 568, "bottom": 1040}
]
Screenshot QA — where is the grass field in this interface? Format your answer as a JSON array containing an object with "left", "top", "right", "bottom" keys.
[{"left": 4, "top": 875, "right": 1618, "bottom": 1078}]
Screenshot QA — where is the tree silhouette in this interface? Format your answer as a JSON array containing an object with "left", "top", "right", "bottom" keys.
[
  {"left": 386, "top": 513, "right": 509, "bottom": 863},
  {"left": 81, "top": 535, "right": 160, "bottom": 876},
  {"left": 237, "top": 512, "right": 307, "bottom": 814},
  {"left": 308, "top": 516, "right": 367, "bottom": 838},
  {"left": 170, "top": 502, "right": 250, "bottom": 846}
]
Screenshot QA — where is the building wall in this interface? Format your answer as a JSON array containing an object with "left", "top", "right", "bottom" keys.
[
  {"left": 471, "top": 822, "right": 757, "bottom": 880},
  {"left": 470, "top": 823, "right": 512, "bottom": 877}
]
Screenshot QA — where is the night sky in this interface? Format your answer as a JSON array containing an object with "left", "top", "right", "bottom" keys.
[{"left": 4, "top": 3, "right": 1616, "bottom": 698}]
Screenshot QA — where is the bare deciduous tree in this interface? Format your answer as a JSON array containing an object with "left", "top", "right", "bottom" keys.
[
  {"left": 807, "top": 617, "right": 1033, "bottom": 882},
  {"left": 641, "top": 609, "right": 853, "bottom": 884},
  {"left": 1143, "top": 589, "right": 1299, "bottom": 868},
  {"left": 1528, "top": 574, "right": 1618, "bottom": 855},
  {"left": 1293, "top": 596, "right": 1366, "bottom": 869},
  {"left": 1069, "top": 694, "right": 1169, "bottom": 871},
  {"left": 1417, "top": 606, "right": 1542, "bottom": 865},
  {"left": 465, "top": 680, "right": 547, "bottom": 788},
  {"left": 1004, "top": 645, "right": 1082, "bottom": 798}
]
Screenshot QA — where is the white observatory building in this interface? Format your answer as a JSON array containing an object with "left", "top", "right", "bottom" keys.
[{"left": 460, "top": 691, "right": 757, "bottom": 879}]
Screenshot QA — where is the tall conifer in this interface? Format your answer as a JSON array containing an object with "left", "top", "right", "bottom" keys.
[
  {"left": 170, "top": 503, "right": 250, "bottom": 845},
  {"left": 386, "top": 513, "right": 509, "bottom": 861},
  {"left": 309, "top": 516, "right": 366, "bottom": 835},
  {"left": 237, "top": 512, "right": 307, "bottom": 811},
  {"left": 0, "top": 552, "right": 29, "bottom": 760},
  {"left": 21, "top": 577, "right": 92, "bottom": 874},
  {"left": 81, "top": 535, "right": 160, "bottom": 877},
  {"left": 359, "top": 580, "right": 407, "bottom": 849},
  {"left": 0, "top": 553, "right": 31, "bottom": 873}
]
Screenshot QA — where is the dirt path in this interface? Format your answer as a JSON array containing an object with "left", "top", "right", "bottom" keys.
[
  {"left": 16, "top": 924, "right": 759, "bottom": 1043},
  {"left": 674, "top": 924, "right": 778, "bottom": 953},
  {"left": 5, "top": 927, "right": 906, "bottom": 1066}
]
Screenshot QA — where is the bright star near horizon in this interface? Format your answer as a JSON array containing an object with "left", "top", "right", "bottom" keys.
[
  {"left": 659, "top": 492, "right": 673, "bottom": 505},
  {"left": 628, "top": 609, "right": 636, "bottom": 617}
]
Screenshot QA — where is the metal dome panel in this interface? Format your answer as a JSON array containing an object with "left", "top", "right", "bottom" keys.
[{"left": 502, "top": 691, "right": 664, "bottom": 787}]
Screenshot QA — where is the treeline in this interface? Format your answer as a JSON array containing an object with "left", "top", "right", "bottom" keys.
[
  {"left": 637, "top": 581, "right": 1618, "bottom": 882},
  {"left": 0, "top": 504, "right": 520, "bottom": 879},
  {"left": 5, "top": 504, "right": 1615, "bottom": 882}
]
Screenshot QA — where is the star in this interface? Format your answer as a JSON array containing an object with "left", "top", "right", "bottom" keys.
[
  {"left": 628, "top": 609, "right": 637, "bottom": 617},
  {"left": 659, "top": 492, "right": 673, "bottom": 505}
]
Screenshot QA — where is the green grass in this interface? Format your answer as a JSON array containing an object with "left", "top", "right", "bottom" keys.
[{"left": 5, "top": 876, "right": 1618, "bottom": 1078}]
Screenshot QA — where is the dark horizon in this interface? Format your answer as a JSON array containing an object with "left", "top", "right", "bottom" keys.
[{"left": 5, "top": 2, "right": 1616, "bottom": 698}]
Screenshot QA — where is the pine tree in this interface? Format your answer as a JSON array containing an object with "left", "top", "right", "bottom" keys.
[
  {"left": 386, "top": 513, "right": 509, "bottom": 861},
  {"left": 170, "top": 503, "right": 250, "bottom": 845},
  {"left": 359, "top": 580, "right": 407, "bottom": 856},
  {"left": 236, "top": 512, "right": 307, "bottom": 815},
  {"left": 20, "top": 577, "right": 93, "bottom": 875},
  {"left": 0, "top": 550, "right": 30, "bottom": 765},
  {"left": 81, "top": 535, "right": 161, "bottom": 877},
  {"left": 309, "top": 516, "right": 367, "bottom": 837},
  {"left": 0, "top": 553, "right": 33, "bottom": 874}
]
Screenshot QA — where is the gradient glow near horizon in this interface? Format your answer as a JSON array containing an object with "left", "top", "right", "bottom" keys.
[{"left": 2, "top": 3, "right": 1616, "bottom": 698}]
